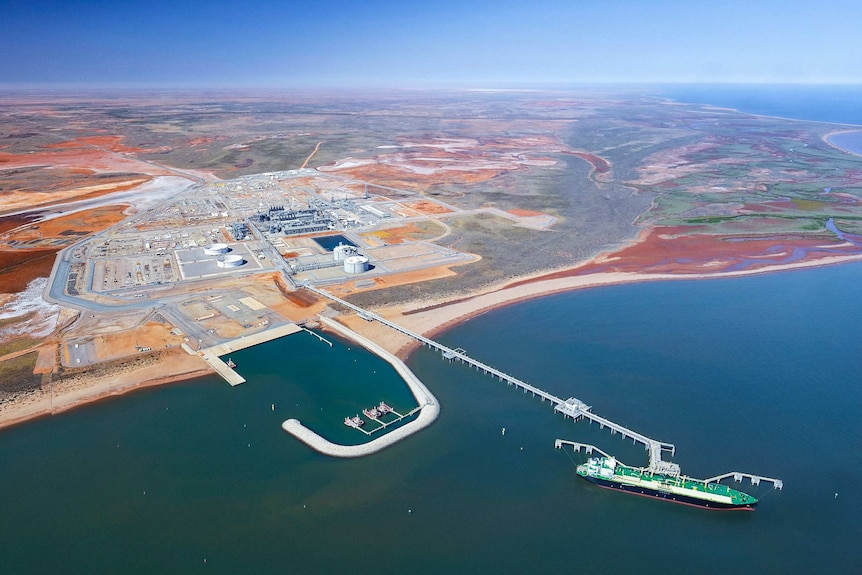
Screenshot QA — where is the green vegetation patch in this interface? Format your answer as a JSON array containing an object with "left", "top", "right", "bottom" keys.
[
  {"left": 791, "top": 198, "right": 833, "bottom": 211},
  {"left": 834, "top": 218, "right": 862, "bottom": 235},
  {"left": 0, "top": 351, "right": 40, "bottom": 397},
  {"left": 0, "top": 336, "right": 42, "bottom": 357}
]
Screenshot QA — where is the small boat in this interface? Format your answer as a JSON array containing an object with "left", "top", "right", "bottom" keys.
[
  {"left": 344, "top": 415, "right": 365, "bottom": 428},
  {"left": 363, "top": 407, "right": 381, "bottom": 419},
  {"left": 226, "top": 358, "right": 236, "bottom": 368},
  {"left": 377, "top": 401, "right": 393, "bottom": 415}
]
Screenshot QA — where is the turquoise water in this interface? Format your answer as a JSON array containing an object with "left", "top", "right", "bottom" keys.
[
  {"left": 2, "top": 263, "right": 861, "bottom": 573},
  {"left": 313, "top": 234, "right": 355, "bottom": 252}
]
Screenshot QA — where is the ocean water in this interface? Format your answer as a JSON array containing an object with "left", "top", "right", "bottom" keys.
[
  {"left": 827, "top": 130, "right": 862, "bottom": 156},
  {"left": 661, "top": 84, "right": 862, "bottom": 126},
  {"left": 2, "top": 86, "right": 862, "bottom": 573},
  {"left": 2, "top": 263, "right": 861, "bottom": 574}
]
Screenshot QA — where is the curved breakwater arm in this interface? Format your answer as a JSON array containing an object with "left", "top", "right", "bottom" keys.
[{"left": 281, "top": 316, "right": 439, "bottom": 457}]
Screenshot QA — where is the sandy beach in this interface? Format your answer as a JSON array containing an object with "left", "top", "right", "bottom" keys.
[
  {"left": 0, "top": 350, "right": 212, "bottom": 431},
  {"left": 824, "top": 129, "right": 862, "bottom": 157},
  {"left": 376, "top": 252, "right": 862, "bottom": 360}
]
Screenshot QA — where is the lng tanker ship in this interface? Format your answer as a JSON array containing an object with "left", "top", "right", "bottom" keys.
[
  {"left": 577, "top": 455, "right": 758, "bottom": 510},
  {"left": 556, "top": 440, "right": 783, "bottom": 510}
]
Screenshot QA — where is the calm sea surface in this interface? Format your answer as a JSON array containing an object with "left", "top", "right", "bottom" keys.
[
  {"left": 661, "top": 84, "right": 862, "bottom": 126},
  {"left": 828, "top": 130, "right": 862, "bottom": 156},
  {"left": 2, "top": 264, "right": 861, "bottom": 573},
  {"left": 2, "top": 88, "right": 862, "bottom": 573}
]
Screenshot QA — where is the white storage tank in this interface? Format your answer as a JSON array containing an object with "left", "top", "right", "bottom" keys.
[
  {"left": 204, "top": 243, "right": 229, "bottom": 255},
  {"left": 343, "top": 255, "right": 369, "bottom": 274},
  {"left": 217, "top": 254, "right": 245, "bottom": 268},
  {"left": 333, "top": 244, "right": 357, "bottom": 261}
]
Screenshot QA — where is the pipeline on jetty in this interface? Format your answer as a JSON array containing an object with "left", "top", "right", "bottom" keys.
[{"left": 303, "top": 283, "right": 679, "bottom": 473}]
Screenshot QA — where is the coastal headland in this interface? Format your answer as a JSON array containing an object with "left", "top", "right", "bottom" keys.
[{"left": 2, "top": 90, "right": 862, "bottom": 432}]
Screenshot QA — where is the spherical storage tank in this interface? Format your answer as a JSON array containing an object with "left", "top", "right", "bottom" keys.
[
  {"left": 204, "top": 243, "right": 229, "bottom": 256},
  {"left": 343, "top": 255, "right": 369, "bottom": 274},
  {"left": 217, "top": 254, "right": 245, "bottom": 268}
]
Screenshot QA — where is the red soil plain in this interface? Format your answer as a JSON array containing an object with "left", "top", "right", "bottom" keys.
[
  {"left": 0, "top": 205, "right": 129, "bottom": 293},
  {"left": 506, "top": 224, "right": 862, "bottom": 290},
  {"left": 0, "top": 138, "right": 170, "bottom": 176},
  {"left": 564, "top": 151, "right": 611, "bottom": 175},
  {"left": 507, "top": 208, "right": 547, "bottom": 217},
  {"left": 0, "top": 136, "right": 179, "bottom": 293},
  {"left": 2, "top": 119, "right": 858, "bottom": 312}
]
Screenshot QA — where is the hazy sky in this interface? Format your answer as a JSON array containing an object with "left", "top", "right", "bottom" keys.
[{"left": 3, "top": 0, "right": 861, "bottom": 87}]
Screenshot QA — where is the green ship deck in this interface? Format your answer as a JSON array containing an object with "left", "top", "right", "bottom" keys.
[
  {"left": 556, "top": 440, "right": 782, "bottom": 509},
  {"left": 578, "top": 456, "right": 758, "bottom": 506}
]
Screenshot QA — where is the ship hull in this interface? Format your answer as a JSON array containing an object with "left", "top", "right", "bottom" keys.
[{"left": 581, "top": 475, "right": 756, "bottom": 511}]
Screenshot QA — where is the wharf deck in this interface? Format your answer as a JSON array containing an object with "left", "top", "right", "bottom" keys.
[
  {"left": 185, "top": 323, "right": 302, "bottom": 386},
  {"left": 195, "top": 347, "right": 246, "bottom": 386},
  {"left": 353, "top": 405, "right": 423, "bottom": 435},
  {"left": 206, "top": 323, "right": 302, "bottom": 356}
]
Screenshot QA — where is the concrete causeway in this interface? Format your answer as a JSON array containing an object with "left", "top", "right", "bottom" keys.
[
  {"left": 205, "top": 323, "right": 302, "bottom": 356},
  {"left": 282, "top": 316, "right": 440, "bottom": 457},
  {"left": 197, "top": 347, "right": 246, "bottom": 386}
]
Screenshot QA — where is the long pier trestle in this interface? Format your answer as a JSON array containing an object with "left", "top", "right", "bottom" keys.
[{"left": 302, "top": 283, "right": 683, "bottom": 475}]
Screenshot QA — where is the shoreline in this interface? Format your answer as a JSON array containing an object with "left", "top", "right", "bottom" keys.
[
  {"left": 0, "top": 352, "right": 214, "bottom": 431},
  {"left": 659, "top": 94, "right": 862, "bottom": 129},
  {"left": 3, "top": 249, "right": 862, "bottom": 431},
  {"left": 823, "top": 129, "right": 862, "bottom": 158},
  {"left": 389, "top": 251, "right": 862, "bottom": 360}
]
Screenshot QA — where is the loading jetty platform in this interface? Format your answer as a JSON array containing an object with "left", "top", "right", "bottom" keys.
[
  {"left": 347, "top": 402, "right": 423, "bottom": 436},
  {"left": 185, "top": 323, "right": 303, "bottom": 386},
  {"left": 302, "top": 284, "right": 682, "bottom": 472}
]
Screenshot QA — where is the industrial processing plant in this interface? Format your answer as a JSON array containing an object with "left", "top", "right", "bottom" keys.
[{"left": 48, "top": 169, "right": 477, "bottom": 322}]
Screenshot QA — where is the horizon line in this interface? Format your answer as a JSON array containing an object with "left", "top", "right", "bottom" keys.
[{"left": 2, "top": 80, "right": 862, "bottom": 94}]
